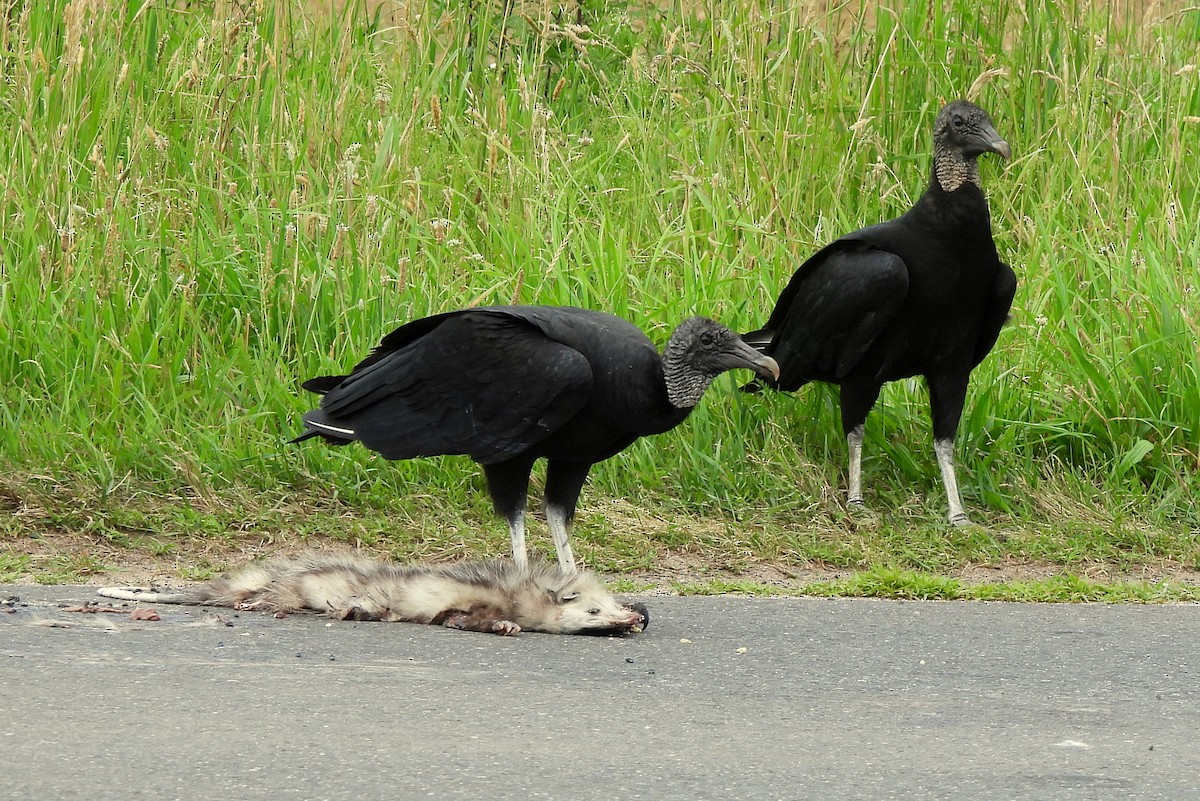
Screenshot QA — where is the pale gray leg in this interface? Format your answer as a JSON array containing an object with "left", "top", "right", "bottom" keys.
[
  {"left": 507, "top": 510, "right": 528, "bottom": 568},
  {"left": 934, "top": 437, "right": 972, "bottom": 526},
  {"left": 846, "top": 425, "right": 866, "bottom": 509},
  {"left": 545, "top": 503, "right": 577, "bottom": 573}
]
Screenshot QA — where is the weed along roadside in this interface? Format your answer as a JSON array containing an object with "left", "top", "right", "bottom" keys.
[{"left": 0, "top": 1, "right": 1197, "bottom": 599}]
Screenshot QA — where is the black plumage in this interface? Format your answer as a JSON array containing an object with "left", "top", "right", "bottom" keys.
[
  {"left": 744, "top": 100, "right": 1016, "bottom": 526},
  {"left": 293, "top": 305, "right": 780, "bottom": 570}
]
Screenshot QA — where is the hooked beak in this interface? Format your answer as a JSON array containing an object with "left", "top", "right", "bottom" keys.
[
  {"left": 731, "top": 338, "right": 780, "bottom": 381},
  {"left": 978, "top": 121, "right": 1011, "bottom": 160},
  {"left": 754, "top": 354, "right": 781, "bottom": 381}
]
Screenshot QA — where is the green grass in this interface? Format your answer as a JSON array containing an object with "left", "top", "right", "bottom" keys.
[{"left": 1, "top": 0, "right": 1198, "bottom": 598}]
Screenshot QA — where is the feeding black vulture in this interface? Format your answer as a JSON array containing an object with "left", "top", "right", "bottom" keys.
[
  {"left": 744, "top": 100, "right": 1016, "bottom": 526},
  {"left": 292, "top": 305, "right": 780, "bottom": 571}
]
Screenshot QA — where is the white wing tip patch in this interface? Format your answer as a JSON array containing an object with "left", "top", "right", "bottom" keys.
[{"left": 308, "top": 420, "right": 357, "bottom": 436}]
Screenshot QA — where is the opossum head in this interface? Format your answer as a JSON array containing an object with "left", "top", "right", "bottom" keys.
[{"left": 530, "top": 573, "right": 646, "bottom": 635}]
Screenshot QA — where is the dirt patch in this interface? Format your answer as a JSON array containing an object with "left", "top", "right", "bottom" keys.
[
  {"left": 5, "top": 476, "right": 1197, "bottom": 593},
  {"left": 621, "top": 551, "right": 1200, "bottom": 593},
  {"left": 4, "top": 530, "right": 331, "bottom": 589},
  {"left": 8, "top": 530, "right": 1200, "bottom": 593}
]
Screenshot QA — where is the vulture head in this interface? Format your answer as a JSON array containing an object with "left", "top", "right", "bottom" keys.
[
  {"left": 932, "top": 100, "right": 1011, "bottom": 191},
  {"left": 663, "top": 317, "right": 781, "bottom": 408}
]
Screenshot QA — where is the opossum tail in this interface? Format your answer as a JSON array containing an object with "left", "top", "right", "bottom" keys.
[{"left": 96, "top": 586, "right": 204, "bottom": 605}]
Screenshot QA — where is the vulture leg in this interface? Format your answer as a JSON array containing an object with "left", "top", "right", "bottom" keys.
[
  {"left": 484, "top": 457, "right": 537, "bottom": 567},
  {"left": 934, "top": 439, "right": 970, "bottom": 527},
  {"left": 839, "top": 383, "right": 883, "bottom": 511},
  {"left": 544, "top": 460, "right": 593, "bottom": 573},
  {"left": 506, "top": 510, "right": 528, "bottom": 569},
  {"left": 846, "top": 424, "right": 865, "bottom": 509},
  {"left": 545, "top": 506, "right": 577, "bottom": 573},
  {"left": 927, "top": 373, "right": 972, "bottom": 527}
]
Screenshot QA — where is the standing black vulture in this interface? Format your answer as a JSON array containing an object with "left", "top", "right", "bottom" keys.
[
  {"left": 293, "top": 305, "right": 780, "bottom": 571},
  {"left": 744, "top": 100, "right": 1016, "bottom": 526}
]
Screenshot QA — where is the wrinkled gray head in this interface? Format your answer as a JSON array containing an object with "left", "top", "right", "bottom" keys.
[
  {"left": 932, "top": 100, "right": 1011, "bottom": 192},
  {"left": 662, "top": 317, "right": 781, "bottom": 408}
]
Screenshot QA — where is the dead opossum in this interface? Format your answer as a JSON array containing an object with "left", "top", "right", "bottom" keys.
[{"left": 97, "top": 555, "right": 646, "bottom": 636}]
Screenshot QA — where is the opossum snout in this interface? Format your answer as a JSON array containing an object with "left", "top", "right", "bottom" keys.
[
  {"left": 617, "top": 607, "right": 645, "bottom": 627},
  {"left": 621, "top": 611, "right": 646, "bottom": 634},
  {"left": 598, "top": 604, "right": 643, "bottom": 628},
  {"left": 566, "top": 602, "right": 647, "bottom": 635},
  {"left": 623, "top": 602, "right": 650, "bottom": 631}
]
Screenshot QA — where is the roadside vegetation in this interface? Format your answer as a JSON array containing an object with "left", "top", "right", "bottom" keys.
[{"left": 1, "top": 0, "right": 1197, "bottom": 600}]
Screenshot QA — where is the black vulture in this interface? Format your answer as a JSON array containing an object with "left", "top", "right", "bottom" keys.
[
  {"left": 293, "top": 305, "right": 780, "bottom": 571},
  {"left": 744, "top": 100, "right": 1016, "bottom": 526}
]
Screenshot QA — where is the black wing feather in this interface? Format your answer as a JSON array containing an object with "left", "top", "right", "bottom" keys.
[
  {"left": 972, "top": 261, "right": 1017, "bottom": 367},
  {"left": 304, "top": 312, "right": 593, "bottom": 464},
  {"left": 766, "top": 243, "right": 909, "bottom": 389}
]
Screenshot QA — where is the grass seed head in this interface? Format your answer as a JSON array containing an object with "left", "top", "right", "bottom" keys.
[{"left": 430, "top": 94, "right": 442, "bottom": 129}]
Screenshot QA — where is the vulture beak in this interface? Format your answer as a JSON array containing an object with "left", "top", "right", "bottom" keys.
[
  {"left": 735, "top": 340, "right": 780, "bottom": 381},
  {"left": 755, "top": 354, "right": 781, "bottom": 381},
  {"left": 979, "top": 121, "right": 1011, "bottom": 160},
  {"left": 722, "top": 336, "right": 781, "bottom": 381}
]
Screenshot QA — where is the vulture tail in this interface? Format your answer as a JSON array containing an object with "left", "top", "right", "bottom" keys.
[
  {"left": 289, "top": 410, "right": 358, "bottom": 446},
  {"left": 301, "top": 375, "right": 346, "bottom": 395}
]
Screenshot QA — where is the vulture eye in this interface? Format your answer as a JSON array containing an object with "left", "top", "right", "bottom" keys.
[
  {"left": 698, "top": 331, "right": 716, "bottom": 347},
  {"left": 952, "top": 114, "right": 966, "bottom": 129}
]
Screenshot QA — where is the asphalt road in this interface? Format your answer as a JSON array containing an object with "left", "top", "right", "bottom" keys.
[{"left": 1, "top": 584, "right": 1197, "bottom": 801}]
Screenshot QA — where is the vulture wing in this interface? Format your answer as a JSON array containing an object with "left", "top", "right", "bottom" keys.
[
  {"left": 301, "top": 310, "right": 594, "bottom": 465},
  {"left": 761, "top": 238, "right": 909, "bottom": 388},
  {"left": 972, "top": 261, "right": 1018, "bottom": 367}
]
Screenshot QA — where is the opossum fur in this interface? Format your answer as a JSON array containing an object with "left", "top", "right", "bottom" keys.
[{"left": 96, "top": 554, "right": 646, "bottom": 636}]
